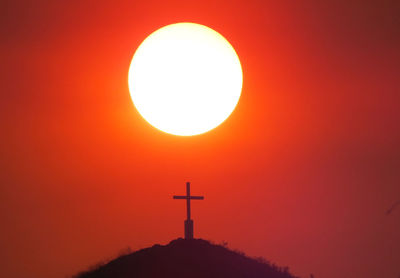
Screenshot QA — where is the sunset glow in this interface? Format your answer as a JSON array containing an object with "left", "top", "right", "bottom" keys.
[{"left": 4, "top": 1, "right": 400, "bottom": 278}]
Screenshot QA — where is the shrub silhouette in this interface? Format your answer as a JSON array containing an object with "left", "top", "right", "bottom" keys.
[{"left": 75, "top": 238, "right": 298, "bottom": 278}]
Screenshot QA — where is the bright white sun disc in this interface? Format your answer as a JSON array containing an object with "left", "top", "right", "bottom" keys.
[{"left": 128, "top": 23, "right": 243, "bottom": 136}]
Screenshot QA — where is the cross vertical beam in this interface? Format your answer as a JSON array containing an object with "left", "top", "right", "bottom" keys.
[
  {"left": 186, "top": 182, "right": 191, "bottom": 220},
  {"left": 173, "top": 182, "right": 204, "bottom": 239}
]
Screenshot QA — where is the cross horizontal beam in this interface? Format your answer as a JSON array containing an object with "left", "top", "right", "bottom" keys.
[{"left": 173, "top": 196, "right": 204, "bottom": 200}]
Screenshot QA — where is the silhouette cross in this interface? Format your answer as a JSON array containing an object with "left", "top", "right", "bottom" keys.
[{"left": 173, "top": 182, "right": 204, "bottom": 239}]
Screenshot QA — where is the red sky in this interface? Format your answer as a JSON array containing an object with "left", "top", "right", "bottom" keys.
[{"left": 1, "top": 1, "right": 400, "bottom": 277}]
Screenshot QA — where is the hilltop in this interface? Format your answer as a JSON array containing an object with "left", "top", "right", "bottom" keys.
[{"left": 75, "top": 238, "right": 298, "bottom": 278}]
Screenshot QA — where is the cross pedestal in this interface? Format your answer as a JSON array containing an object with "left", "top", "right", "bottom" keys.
[
  {"left": 173, "top": 182, "right": 204, "bottom": 239},
  {"left": 184, "top": 219, "right": 194, "bottom": 239}
]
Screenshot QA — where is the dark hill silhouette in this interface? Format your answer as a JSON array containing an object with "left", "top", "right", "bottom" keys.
[{"left": 75, "top": 238, "right": 298, "bottom": 278}]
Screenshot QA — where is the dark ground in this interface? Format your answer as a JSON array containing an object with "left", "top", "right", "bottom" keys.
[{"left": 75, "top": 238, "right": 299, "bottom": 278}]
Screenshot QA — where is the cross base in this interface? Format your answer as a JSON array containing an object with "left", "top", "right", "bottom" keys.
[{"left": 184, "top": 219, "right": 194, "bottom": 239}]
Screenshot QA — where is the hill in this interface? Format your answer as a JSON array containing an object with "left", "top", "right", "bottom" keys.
[{"left": 75, "top": 238, "right": 298, "bottom": 278}]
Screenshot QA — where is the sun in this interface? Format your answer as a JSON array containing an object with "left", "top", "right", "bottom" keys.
[{"left": 128, "top": 23, "right": 243, "bottom": 136}]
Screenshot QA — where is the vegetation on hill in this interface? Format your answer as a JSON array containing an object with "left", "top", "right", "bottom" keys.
[{"left": 75, "top": 238, "right": 298, "bottom": 278}]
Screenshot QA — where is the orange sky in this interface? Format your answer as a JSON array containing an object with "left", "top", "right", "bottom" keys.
[{"left": 1, "top": 1, "right": 400, "bottom": 277}]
